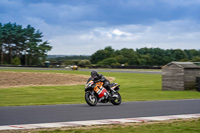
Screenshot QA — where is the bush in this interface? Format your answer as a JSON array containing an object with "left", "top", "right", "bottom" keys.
[
  {"left": 97, "top": 57, "right": 118, "bottom": 66},
  {"left": 191, "top": 56, "right": 200, "bottom": 62},
  {"left": 78, "top": 60, "right": 91, "bottom": 66},
  {"left": 12, "top": 57, "right": 21, "bottom": 65}
]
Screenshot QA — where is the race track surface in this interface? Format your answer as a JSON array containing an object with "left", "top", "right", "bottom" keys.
[{"left": 0, "top": 99, "right": 200, "bottom": 126}]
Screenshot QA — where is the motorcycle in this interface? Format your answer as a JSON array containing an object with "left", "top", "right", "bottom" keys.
[{"left": 84, "top": 80, "right": 122, "bottom": 106}]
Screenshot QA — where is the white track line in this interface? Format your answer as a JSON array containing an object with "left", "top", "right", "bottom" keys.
[{"left": 0, "top": 113, "right": 200, "bottom": 131}]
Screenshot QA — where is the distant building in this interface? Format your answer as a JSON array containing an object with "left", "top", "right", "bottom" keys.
[{"left": 162, "top": 62, "right": 200, "bottom": 91}]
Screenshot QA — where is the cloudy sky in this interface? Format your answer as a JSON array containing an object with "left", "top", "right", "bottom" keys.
[{"left": 1, "top": 0, "right": 200, "bottom": 55}]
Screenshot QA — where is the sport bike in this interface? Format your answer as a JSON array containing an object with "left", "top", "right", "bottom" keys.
[{"left": 84, "top": 80, "right": 121, "bottom": 106}]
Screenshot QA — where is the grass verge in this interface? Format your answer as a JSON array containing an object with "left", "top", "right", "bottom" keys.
[
  {"left": 37, "top": 118, "right": 200, "bottom": 133},
  {"left": 0, "top": 69, "right": 200, "bottom": 106}
]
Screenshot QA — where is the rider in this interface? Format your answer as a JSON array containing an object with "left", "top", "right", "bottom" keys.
[{"left": 87, "top": 71, "right": 116, "bottom": 97}]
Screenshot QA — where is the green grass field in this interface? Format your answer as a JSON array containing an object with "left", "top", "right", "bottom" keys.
[
  {"left": 0, "top": 69, "right": 200, "bottom": 106},
  {"left": 35, "top": 118, "right": 200, "bottom": 133}
]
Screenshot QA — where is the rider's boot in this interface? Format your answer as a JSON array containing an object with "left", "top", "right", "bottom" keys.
[
  {"left": 110, "top": 90, "right": 118, "bottom": 98},
  {"left": 107, "top": 86, "right": 118, "bottom": 98}
]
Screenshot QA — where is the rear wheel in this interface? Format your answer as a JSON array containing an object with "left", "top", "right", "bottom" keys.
[
  {"left": 111, "top": 92, "right": 121, "bottom": 105},
  {"left": 85, "top": 92, "right": 98, "bottom": 106}
]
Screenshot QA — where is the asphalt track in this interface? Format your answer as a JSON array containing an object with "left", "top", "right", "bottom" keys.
[
  {"left": 0, "top": 67, "right": 161, "bottom": 74},
  {"left": 0, "top": 99, "right": 200, "bottom": 126}
]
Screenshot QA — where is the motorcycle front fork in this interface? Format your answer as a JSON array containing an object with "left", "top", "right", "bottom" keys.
[{"left": 90, "top": 90, "right": 95, "bottom": 95}]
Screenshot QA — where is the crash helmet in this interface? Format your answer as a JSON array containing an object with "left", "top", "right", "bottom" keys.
[{"left": 91, "top": 71, "right": 98, "bottom": 78}]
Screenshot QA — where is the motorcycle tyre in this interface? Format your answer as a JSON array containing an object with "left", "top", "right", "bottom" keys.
[
  {"left": 111, "top": 92, "right": 121, "bottom": 105},
  {"left": 85, "top": 92, "right": 98, "bottom": 106}
]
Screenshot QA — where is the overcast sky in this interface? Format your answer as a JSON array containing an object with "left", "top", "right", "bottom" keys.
[{"left": 1, "top": 0, "right": 200, "bottom": 55}]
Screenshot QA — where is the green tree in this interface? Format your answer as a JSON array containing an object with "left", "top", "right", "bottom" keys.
[
  {"left": 139, "top": 54, "right": 153, "bottom": 66},
  {"left": 78, "top": 59, "right": 91, "bottom": 66},
  {"left": 91, "top": 46, "right": 115, "bottom": 64},
  {"left": 97, "top": 57, "right": 118, "bottom": 66},
  {"left": 104, "top": 46, "right": 115, "bottom": 55},
  {"left": 171, "top": 49, "right": 188, "bottom": 61},
  {"left": 0, "top": 22, "right": 52, "bottom": 65},
  {"left": 115, "top": 55, "right": 128, "bottom": 64},
  {"left": 184, "top": 49, "right": 200, "bottom": 60},
  {"left": 1, "top": 23, "right": 16, "bottom": 64},
  {"left": 119, "top": 48, "right": 140, "bottom": 65},
  {"left": 0, "top": 23, "right": 3, "bottom": 64},
  {"left": 137, "top": 48, "right": 171, "bottom": 65},
  {"left": 12, "top": 56, "right": 21, "bottom": 65},
  {"left": 191, "top": 56, "right": 200, "bottom": 62},
  {"left": 90, "top": 46, "right": 200, "bottom": 67}
]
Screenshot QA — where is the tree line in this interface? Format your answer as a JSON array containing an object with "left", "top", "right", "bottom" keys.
[
  {"left": 0, "top": 22, "right": 52, "bottom": 65},
  {"left": 48, "top": 55, "right": 90, "bottom": 60},
  {"left": 90, "top": 46, "right": 200, "bottom": 66},
  {"left": 48, "top": 46, "right": 200, "bottom": 67},
  {"left": 47, "top": 55, "right": 91, "bottom": 67}
]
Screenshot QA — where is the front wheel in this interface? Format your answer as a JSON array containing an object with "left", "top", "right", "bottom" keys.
[
  {"left": 85, "top": 92, "right": 98, "bottom": 106},
  {"left": 111, "top": 92, "right": 121, "bottom": 105}
]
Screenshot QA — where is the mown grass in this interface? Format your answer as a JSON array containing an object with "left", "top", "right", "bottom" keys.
[
  {"left": 0, "top": 69, "right": 200, "bottom": 106},
  {"left": 36, "top": 118, "right": 200, "bottom": 133}
]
